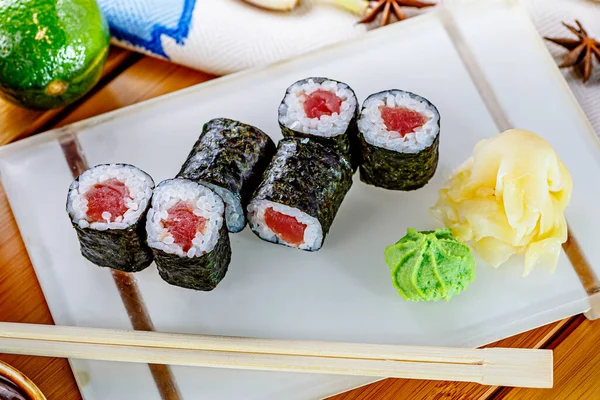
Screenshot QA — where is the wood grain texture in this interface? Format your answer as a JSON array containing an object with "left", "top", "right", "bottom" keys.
[
  {"left": 0, "top": 49, "right": 594, "bottom": 399},
  {"left": 498, "top": 315, "right": 600, "bottom": 400}
]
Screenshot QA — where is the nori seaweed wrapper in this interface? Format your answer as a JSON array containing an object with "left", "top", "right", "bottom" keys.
[
  {"left": 278, "top": 77, "right": 360, "bottom": 170},
  {"left": 358, "top": 91, "right": 440, "bottom": 191},
  {"left": 178, "top": 118, "right": 276, "bottom": 233},
  {"left": 154, "top": 222, "right": 231, "bottom": 291},
  {"left": 67, "top": 164, "right": 154, "bottom": 272},
  {"left": 250, "top": 138, "right": 353, "bottom": 250},
  {"left": 359, "top": 134, "right": 439, "bottom": 191},
  {"left": 72, "top": 218, "right": 154, "bottom": 272}
]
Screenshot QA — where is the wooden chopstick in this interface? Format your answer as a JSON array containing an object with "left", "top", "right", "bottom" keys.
[
  {"left": 0, "top": 322, "right": 504, "bottom": 363},
  {"left": 0, "top": 322, "right": 552, "bottom": 388}
]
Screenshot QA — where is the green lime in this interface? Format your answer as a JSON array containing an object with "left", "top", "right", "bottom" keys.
[{"left": 0, "top": 0, "right": 110, "bottom": 109}]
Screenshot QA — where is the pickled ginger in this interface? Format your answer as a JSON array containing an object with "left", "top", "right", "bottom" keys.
[{"left": 431, "top": 129, "right": 572, "bottom": 276}]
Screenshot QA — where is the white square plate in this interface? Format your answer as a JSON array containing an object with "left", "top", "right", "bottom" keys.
[{"left": 1, "top": 0, "right": 599, "bottom": 399}]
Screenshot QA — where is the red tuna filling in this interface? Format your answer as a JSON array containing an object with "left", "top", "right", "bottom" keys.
[
  {"left": 85, "top": 178, "right": 130, "bottom": 222},
  {"left": 264, "top": 207, "right": 307, "bottom": 247},
  {"left": 303, "top": 89, "right": 342, "bottom": 119},
  {"left": 163, "top": 201, "right": 207, "bottom": 252},
  {"left": 380, "top": 106, "right": 428, "bottom": 137}
]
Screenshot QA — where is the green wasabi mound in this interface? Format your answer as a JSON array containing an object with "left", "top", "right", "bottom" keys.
[{"left": 384, "top": 228, "right": 475, "bottom": 302}]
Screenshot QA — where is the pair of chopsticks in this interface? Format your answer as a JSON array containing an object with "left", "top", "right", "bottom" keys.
[{"left": 0, "top": 322, "right": 552, "bottom": 388}]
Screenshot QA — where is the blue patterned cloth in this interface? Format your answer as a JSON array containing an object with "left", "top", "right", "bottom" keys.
[{"left": 97, "top": 0, "right": 197, "bottom": 59}]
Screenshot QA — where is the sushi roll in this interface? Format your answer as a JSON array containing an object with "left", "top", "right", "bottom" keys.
[
  {"left": 357, "top": 90, "right": 440, "bottom": 191},
  {"left": 66, "top": 164, "right": 155, "bottom": 272},
  {"left": 248, "top": 138, "right": 353, "bottom": 251},
  {"left": 178, "top": 118, "right": 276, "bottom": 233},
  {"left": 278, "top": 77, "right": 360, "bottom": 168},
  {"left": 146, "top": 178, "right": 231, "bottom": 291}
]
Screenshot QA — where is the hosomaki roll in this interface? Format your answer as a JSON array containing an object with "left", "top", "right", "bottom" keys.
[
  {"left": 178, "top": 118, "right": 276, "bottom": 233},
  {"left": 357, "top": 89, "right": 440, "bottom": 190},
  {"left": 248, "top": 138, "right": 353, "bottom": 251},
  {"left": 278, "top": 77, "right": 360, "bottom": 168},
  {"left": 66, "top": 164, "right": 155, "bottom": 272},
  {"left": 146, "top": 178, "right": 231, "bottom": 291}
]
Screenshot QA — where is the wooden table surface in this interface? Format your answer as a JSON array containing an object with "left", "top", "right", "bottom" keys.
[{"left": 0, "top": 48, "right": 598, "bottom": 400}]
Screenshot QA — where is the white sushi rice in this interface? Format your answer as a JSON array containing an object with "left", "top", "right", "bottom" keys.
[
  {"left": 279, "top": 78, "right": 357, "bottom": 137},
  {"left": 146, "top": 179, "right": 224, "bottom": 258},
  {"left": 358, "top": 91, "right": 439, "bottom": 153},
  {"left": 247, "top": 200, "right": 322, "bottom": 251},
  {"left": 198, "top": 182, "right": 244, "bottom": 233},
  {"left": 67, "top": 164, "right": 154, "bottom": 231}
]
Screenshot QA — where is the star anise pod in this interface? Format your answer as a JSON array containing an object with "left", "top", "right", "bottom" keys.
[
  {"left": 545, "top": 20, "right": 600, "bottom": 83},
  {"left": 358, "top": 0, "right": 436, "bottom": 27}
]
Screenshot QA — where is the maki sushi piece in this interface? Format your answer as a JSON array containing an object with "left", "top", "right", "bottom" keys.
[
  {"left": 178, "top": 118, "right": 276, "bottom": 233},
  {"left": 146, "top": 178, "right": 231, "bottom": 291},
  {"left": 358, "top": 89, "right": 440, "bottom": 190},
  {"left": 278, "top": 77, "right": 359, "bottom": 168},
  {"left": 67, "top": 164, "right": 155, "bottom": 272},
  {"left": 247, "top": 138, "right": 353, "bottom": 251}
]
